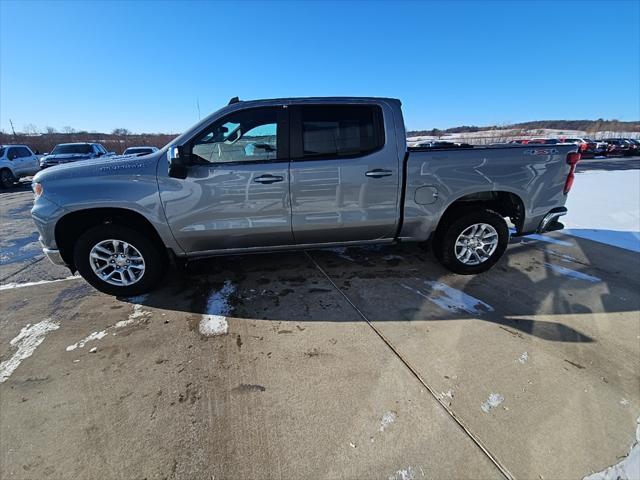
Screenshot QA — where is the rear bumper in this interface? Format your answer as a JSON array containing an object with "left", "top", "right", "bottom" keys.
[
  {"left": 43, "top": 247, "right": 67, "bottom": 266},
  {"left": 537, "top": 207, "right": 568, "bottom": 233}
]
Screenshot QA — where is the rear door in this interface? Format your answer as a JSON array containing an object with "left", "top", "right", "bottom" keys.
[
  {"left": 289, "top": 103, "right": 400, "bottom": 244},
  {"left": 160, "top": 106, "right": 294, "bottom": 253},
  {"left": 19, "top": 147, "right": 39, "bottom": 175},
  {"left": 6, "top": 147, "right": 24, "bottom": 175}
]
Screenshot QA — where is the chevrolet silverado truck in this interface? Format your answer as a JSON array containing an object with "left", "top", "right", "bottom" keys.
[{"left": 31, "top": 97, "right": 580, "bottom": 296}]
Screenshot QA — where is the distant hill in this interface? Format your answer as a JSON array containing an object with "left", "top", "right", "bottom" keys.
[{"left": 408, "top": 119, "right": 640, "bottom": 137}]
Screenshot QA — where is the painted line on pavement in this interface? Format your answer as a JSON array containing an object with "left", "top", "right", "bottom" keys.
[{"left": 0, "top": 275, "right": 81, "bottom": 291}]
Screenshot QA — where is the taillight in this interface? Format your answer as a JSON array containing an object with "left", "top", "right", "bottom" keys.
[
  {"left": 564, "top": 172, "right": 575, "bottom": 194},
  {"left": 564, "top": 152, "right": 581, "bottom": 194},
  {"left": 567, "top": 152, "right": 581, "bottom": 165}
]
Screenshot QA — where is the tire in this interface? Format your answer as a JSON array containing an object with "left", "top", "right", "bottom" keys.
[
  {"left": 0, "top": 169, "right": 16, "bottom": 188},
  {"left": 74, "top": 224, "right": 166, "bottom": 296},
  {"left": 433, "top": 208, "right": 509, "bottom": 275}
]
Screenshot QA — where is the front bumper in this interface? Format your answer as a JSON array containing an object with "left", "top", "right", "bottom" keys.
[
  {"left": 537, "top": 207, "right": 568, "bottom": 233},
  {"left": 43, "top": 247, "right": 67, "bottom": 266}
]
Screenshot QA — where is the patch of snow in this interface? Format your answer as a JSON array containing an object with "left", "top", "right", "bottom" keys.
[
  {"left": 379, "top": 410, "right": 397, "bottom": 432},
  {"left": 388, "top": 466, "right": 422, "bottom": 480},
  {"left": 89, "top": 347, "right": 97, "bottom": 353},
  {"left": 66, "top": 330, "right": 107, "bottom": 351},
  {"left": 565, "top": 170, "right": 640, "bottom": 253},
  {"left": 544, "top": 263, "right": 601, "bottom": 283},
  {"left": 199, "top": 315, "right": 228, "bottom": 336},
  {"left": 400, "top": 281, "right": 494, "bottom": 316},
  {"left": 199, "top": 281, "right": 235, "bottom": 337},
  {"left": 583, "top": 417, "right": 640, "bottom": 480},
  {"left": 115, "top": 302, "right": 151, "bottom": 328},
  {"left": 518, "top": 352, "right": 529, "bottom": 364},
  {"left": 481, "top": 393, "right": 505, "bottom": 413},
  {"left": 621, "top": 399, "right": 631, "bottom": 407},
  {"left": 0, "top": 319, "right": 59, "bottom": 383},
  {"left": 0, "top": 275, "right": 81, "bottom": 291},
  {"left": 439, "top": 389, "right": 454, "bottom": 400}
]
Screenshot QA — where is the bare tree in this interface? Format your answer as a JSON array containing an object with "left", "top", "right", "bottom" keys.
[{"left": 23, "top": 124, "right": 39, "bottom": 135}]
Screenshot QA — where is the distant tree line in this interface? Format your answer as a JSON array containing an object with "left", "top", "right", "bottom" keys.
[
  {"left": 408, "top": 119, "right": 640, "bottom": 137},
  {"left": 0, "top": 127, "right": 178, "bottom": 154}
]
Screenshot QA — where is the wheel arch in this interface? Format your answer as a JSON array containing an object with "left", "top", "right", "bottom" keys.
[
  {"left": 55, "top": 207, "right": 167, "bottom": 270},
  {"left": 435, "top": 190, "right": 525, "bottom": 237}
]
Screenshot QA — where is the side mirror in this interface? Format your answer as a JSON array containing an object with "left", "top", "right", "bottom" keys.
[{"left": 168, "top": 145, "right": 188, "bottom": 179}]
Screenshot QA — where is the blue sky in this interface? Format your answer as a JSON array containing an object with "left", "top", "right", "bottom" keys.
[{"left": 1, "top": 0, "right": 638, "bottom": 133}]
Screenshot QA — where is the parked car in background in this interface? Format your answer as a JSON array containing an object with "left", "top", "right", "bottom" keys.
[
  {"left": 561, "top": 138, "right": 589, "bottom": 152},
  {"left": 599, "top": 139, "right": 634, "bottom": 157},
  {"left": 616, "top": 138, "right": 640, "bottom": 156},
  {"left": 527, "top": 138, "right": 561, "bottom": 144},
  {"left": 0, "top": 144, "right": 40, "bottom": 188},
  {"left": 508, "top": 139, "right": 530, "bottom": 144},
  {"left": 415, "top": 141, "right": 473, "bottom": 149},
  {"left": 40, "top": 143, "right": 114, "bottom": 168},
  {"left": 123, "top": 146, "right": 159, "bottom": 156},
  {"left": 31, "top": 96, "right": 579, "bottom": 296}
]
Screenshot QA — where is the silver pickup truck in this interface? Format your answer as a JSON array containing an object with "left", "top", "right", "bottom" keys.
[{"left": 31, "top": 97, "right": 580, "bottom": 296}]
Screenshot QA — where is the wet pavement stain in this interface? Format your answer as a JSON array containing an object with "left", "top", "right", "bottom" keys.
[{"left": 232, "top": 384, "right": 266, "bottom": 393}]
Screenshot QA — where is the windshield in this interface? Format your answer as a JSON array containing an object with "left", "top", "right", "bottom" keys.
[{"left": 51, "top": 144, "right": 93, "bottom": 155}]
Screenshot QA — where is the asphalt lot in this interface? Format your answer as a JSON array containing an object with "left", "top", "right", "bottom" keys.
[{"left": 1, "top": 158, "right": 639, "bottom": 480}]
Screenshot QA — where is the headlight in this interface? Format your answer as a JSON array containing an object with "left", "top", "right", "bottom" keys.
[{"left": 33, "top": 182, "right": 43, "bottom": 199}]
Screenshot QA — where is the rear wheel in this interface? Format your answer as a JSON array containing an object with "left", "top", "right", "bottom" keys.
[
  {"left": 433, "top": 208, "right": 509, "bottom": 275},
  {"left": 74, "top": 224, "right": 166, "bottom": 296},
  {"left": 0, "top": 169, "right": 16, "bottom": 188}
]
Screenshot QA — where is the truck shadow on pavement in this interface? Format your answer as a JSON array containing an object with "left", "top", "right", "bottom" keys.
[{"left": 123, "top": 232, "right": 639, "bottom": 344}]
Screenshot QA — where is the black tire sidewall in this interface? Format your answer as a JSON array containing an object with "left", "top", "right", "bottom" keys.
[
  {"left": 0, "top": 169, "right": 15, "bottom": 188},
  {"left": 74, "top": 224, "right": 165, "bottom": 296},
  {"left": 435, "top": 209, "right": 509, "bottom": 275}
]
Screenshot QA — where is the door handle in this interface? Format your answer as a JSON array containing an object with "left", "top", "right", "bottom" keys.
[
  {"left": 365, "top": 169, "right": 393, "bottom": 178},
  {"left": 253, "top": 174, "right": 284, "bottom": 184}
]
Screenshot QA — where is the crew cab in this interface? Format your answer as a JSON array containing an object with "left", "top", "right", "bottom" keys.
[
  {"left": 31, "top": 97, "right": 580, "bottom": 296},
  {"left": 39, "top": 142, "right": 113, "bottom": 168},
  {"left": 0, "top": 144, "right": 40, "bottom": 188}
]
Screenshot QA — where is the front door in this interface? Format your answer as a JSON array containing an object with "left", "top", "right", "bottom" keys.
[
  {"left": 289, "top": 103, "right": 400, "bottom": 244},
  {"left": 160, "top": 106, "right": 294, "bottom": 253}
]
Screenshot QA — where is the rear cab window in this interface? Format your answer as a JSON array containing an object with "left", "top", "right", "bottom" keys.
[{"left": 291, "top": 104, "right": 385, "bottom": 160}]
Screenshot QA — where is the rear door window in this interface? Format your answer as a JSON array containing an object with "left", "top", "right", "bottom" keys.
[
  {"left": 295, "top": 104, "right": 384, "bottom": 160},
  {"left": 17, "top": 147, "right": 32, "bottom": 157}
]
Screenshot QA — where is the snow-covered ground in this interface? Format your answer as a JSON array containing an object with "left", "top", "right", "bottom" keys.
[{"left": 563, "top": 169, "right": 640, "bottom": 253}]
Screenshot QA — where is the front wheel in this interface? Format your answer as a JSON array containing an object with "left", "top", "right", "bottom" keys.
[
  {"left": 74, "top": 224, "right": 166, "bottom": 296},
  {"left": 433, "top": 208, "right": 509, "bottom": 275},
  {"left": 0, "top": 169, "right": 16, "bottom": 188}
]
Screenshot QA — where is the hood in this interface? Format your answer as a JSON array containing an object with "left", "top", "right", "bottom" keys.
[
  {"left": 42, "top": 153, "right": 94, "bottom": 163},
  {"left": 34, "top": 152, "right": 163, "bottom": 184}
]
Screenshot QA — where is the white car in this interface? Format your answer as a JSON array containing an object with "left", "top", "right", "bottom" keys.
[
  {"left": 122, "top": 146, "right": 159, "bottom": 156},
  {"left": 0, "top": 144, "right": 41, "bottom": 188}
]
